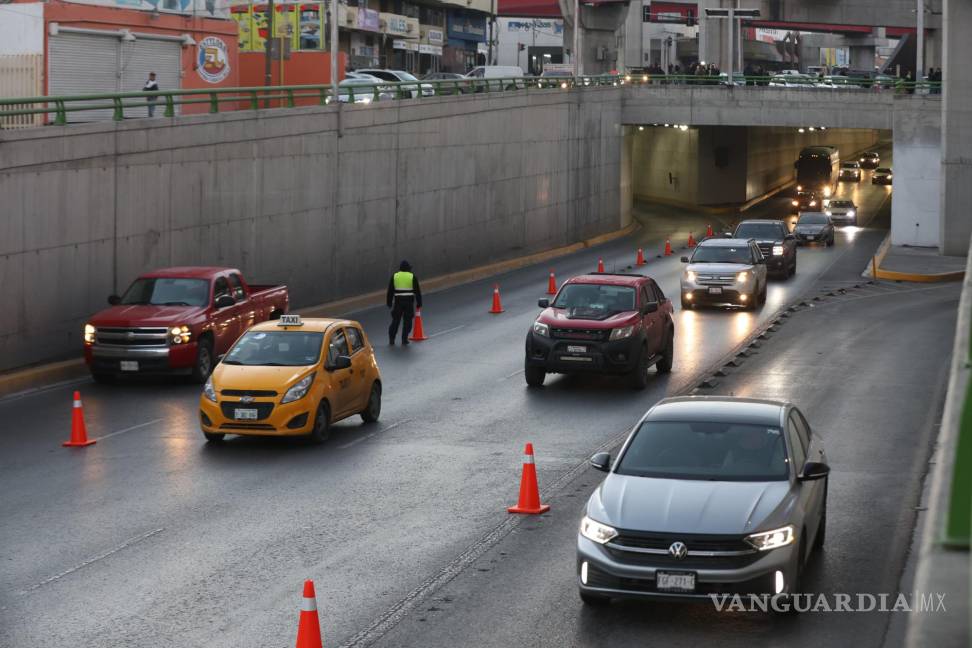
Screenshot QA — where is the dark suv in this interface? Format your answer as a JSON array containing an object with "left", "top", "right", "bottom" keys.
[
  {"left": 733, "top": 219, "right": 797, "bottom": 278},
  {"left": 525, "top": 274, "right": 675, "bottom": 390}
]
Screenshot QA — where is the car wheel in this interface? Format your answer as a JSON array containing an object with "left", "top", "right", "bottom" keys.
[
  {"left": 789, "top": 257, "right": 797, "bottom": 277},
  {"left": 203, "top": 432, "right": 225, "bottom": 443},
  {"left": 827, "top": 234, "right": 835, "bottom": 247},
  {"left": 525, "top": 364, "right": 546, "bottom": 387},
  {"left": 360, "top": 382, "right": 381, "bottom": 423},
  {"left": 580, "top": 591, "right": 611, "bottom": 606},
  {"left": 656, "top": 332, "right": 674, "bottom": 374},
  {"left": 759, "top": 283, "right": 767, "bottom": 305},
  {"left": 190, "top": 338, "right": 214, "bottom": 384},
  {"left": 629, "top": 345, "right": 651, "bottom": 390},
  {"left": 91, "top": 371, "right": 115, "bottom": 384},
  {"left": 309, "top": 400, "right": 331, "bottom": 443},
  {"left": 813, "top": 480, "right": 828, "bottom": 551}
]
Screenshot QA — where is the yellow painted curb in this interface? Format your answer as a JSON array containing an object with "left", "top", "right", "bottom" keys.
[
  {"left": 867, "top": 233, "right": 965, "bottom": 283},
  {"left": 0, "top": 358, "right": 87, "bottom": 399}
]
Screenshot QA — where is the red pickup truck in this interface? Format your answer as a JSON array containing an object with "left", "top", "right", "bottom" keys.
[{"left": 83, "top": 267, "right": 289, "bottom": 383}]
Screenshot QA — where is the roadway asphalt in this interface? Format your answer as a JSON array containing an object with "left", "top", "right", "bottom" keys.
[{"left": 0, "top": 145, "right": 926, "bottom": 648}]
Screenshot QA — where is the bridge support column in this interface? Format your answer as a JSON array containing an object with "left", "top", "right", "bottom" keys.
[
  {"left": 940, "top": 0, "right": 972, "bottom": 255},
  {"left": 849, "top": 45, "right": 876, "bottom": 72}
]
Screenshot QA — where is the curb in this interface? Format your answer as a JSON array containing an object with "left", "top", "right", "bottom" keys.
[
  {"left": 0, "top": 222, "right": 639, "bottom": 399},
  {"left": 865, "top": 233, "right": 966, "bottom": 283}
]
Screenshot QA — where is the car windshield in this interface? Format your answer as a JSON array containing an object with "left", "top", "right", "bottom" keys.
[
  {"left": 690, "top": 245, "right": 753, "bottom": 264},
  {"left": 830, "top": 201, "right": 853, "bottom": 208},
  {"left": 552, "top": 284, "right": 636, "bottom": 319},
  {"left": 222, "top": 331, "right": 324, "bottom": 367},
  {"left": 120, "top": 278, "right": 209, "bottom": 306},
  {"left": 734, "top": 223, "right": 782, "bottom": 240},
  {"left": 799, "top": 213, "right": 829, "bottom": 225},
  {"left": 615, "top": 421, "right": 789, "bottom": 481}
]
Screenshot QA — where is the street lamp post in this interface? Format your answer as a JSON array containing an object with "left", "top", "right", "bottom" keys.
[
  {"left": 704, "top": 7, "right": 759, "bottom": 83},
  {"left": 572, "top": 0, "right": 581, "bottom": 77}
]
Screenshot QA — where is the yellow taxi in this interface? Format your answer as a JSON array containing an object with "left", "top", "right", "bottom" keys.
[{"left": 199, "top": 314, "right": 382, "bottom": 443}]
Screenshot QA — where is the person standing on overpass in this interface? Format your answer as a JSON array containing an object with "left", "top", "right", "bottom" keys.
[
  {"left": 143, "top": 72, "right": 159, "bottom": 117},
  {"left": 387, "top": 260, "right": 423, "bottom": 346}
]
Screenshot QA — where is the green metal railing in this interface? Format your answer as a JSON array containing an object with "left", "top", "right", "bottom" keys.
[{"left": 0, "top": 74, "right": 943, "bottom": 128}]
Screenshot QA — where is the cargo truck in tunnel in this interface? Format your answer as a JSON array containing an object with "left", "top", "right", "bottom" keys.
[{"left": 794, "top": 146, "right": 840, "bottom": 199}]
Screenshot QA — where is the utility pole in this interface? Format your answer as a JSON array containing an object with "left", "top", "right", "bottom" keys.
[
  {"left": 330, "top": 0, "right": 338, "bottom": 96},
  {"left": 572, "top": 0, "right": 581, "bottom": 76},
  {"left": 264, "top": 0, "right": 275, "bottom": 88},
  {"left": 916, "top": 0, "right": 924, "bottom": 83}
]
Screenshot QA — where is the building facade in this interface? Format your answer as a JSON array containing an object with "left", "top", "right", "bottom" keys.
[{"left": 496, "top": 17, "right": 562, "bottom": 74}]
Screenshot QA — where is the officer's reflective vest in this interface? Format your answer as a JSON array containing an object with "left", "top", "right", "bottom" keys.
[{"left": 392, "top": 271, "right": 415, "bottom": 298}]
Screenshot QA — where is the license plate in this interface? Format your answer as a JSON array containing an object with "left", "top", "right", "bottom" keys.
[
  {"left": 234, "top": 408, "right": 258, "bottom": 420},
  {"left": 560, "top": 356, "right": 592, "bottom": 362},
  {"left": 120, "top": 360, "right": 139, "bottom": 372},
  {"left": 656, "top": 571, "right": 696, "bottom": 592},
  {"left": 566, "top": 345, "right": 587, "bottom": 353},
  {"left": 807, "top": 235, "right": 816, "bottom": 240},
  {"left": 707, "top": 287, "right": 723, "bottom": 295}
]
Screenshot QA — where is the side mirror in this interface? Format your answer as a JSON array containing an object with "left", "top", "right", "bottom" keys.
[
  {"left": 799, "top": 461, "right": 830, "bottom": 481},
  {"left": 214, "top": 294, "right": 235, "bottom": 309},
  {"left": 328, "top": 355, "right": 352, "bottom": 371},
  {"left": 641, "top": 301, "right": 659, "bottom": 314},
  {"left": 108, "top": 295, "right": 121, "bottom": 306},
  {"left": 537, "top": 298, "right": 550, "bottom": 308},
  {"left": 680, "top": 256, "right": 689, "bottom": 263},
  {"left": 590, "top": 452, "right": 611, "bottom": 472}
]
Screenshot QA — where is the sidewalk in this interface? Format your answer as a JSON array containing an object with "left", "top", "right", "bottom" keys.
[{"left": 868, "top": 236, "right": 967, "bottom": 282}]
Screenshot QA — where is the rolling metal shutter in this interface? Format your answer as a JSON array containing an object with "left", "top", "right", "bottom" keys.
[
  {"left": 49, "top": 32, "right": 118, "bottom": 122},
  {"left": 49, "top": 32, "right": 182, "bottom": 122}
]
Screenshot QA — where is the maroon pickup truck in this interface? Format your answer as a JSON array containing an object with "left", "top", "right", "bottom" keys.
[{"left": 83, "top": 267, "right": 289, "bottom": 383}]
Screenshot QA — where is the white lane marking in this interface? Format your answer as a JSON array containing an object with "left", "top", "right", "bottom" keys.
[
  {"left": 426, "top": 325, "right": 466, "bottom": 339},
  {"left": 338, "top": 419, "right": 412, "bottom": 450},
  {"left": 0, "top": 376, "right": 90, "bottom": 404},
  {"left": 25, "top": 528, "right": 165, "bottom": 592},
  {"left": 91, "top": 418, "right": 165, "bottom": 442}
]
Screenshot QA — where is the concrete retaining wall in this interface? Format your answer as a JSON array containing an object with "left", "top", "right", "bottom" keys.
[{"left": 0, "top": 89, "right": 625, "bottom": 371}]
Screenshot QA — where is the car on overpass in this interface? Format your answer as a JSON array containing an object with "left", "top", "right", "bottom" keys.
[
  {"left": 326, "top": 78, "right": 396, "bottom": 104},
  {"left": 679, "top": 238, "right": 768, "bottom": 310},
  {"left": 577, "top": 396, "right": 829, "bottom": 606},
  {"left": 839, "top": 161, "right": 862, "bottom": 182},
  {"left": 826, "top": 200, "right": 858, "bottom": 226},
  {"left": 732, "top": 219, "right": 797, "bottom": 278},
  {"left": 524, "top": 273, "right": 674, "bottom": 390},
  {"left": 421, "top": 71, "right": 472, "bottom": 94},
  {"left": 872, "top": 167, "right": 893, "bottom": 185},
  {"left": 793, "top": 212, "right": 835, "bottom": 246},
  {"left": 200, "top": 315, "right": 382, "bottom": 443},
  {"left": 859, "top": 151, "right": 881, "bottom": 169},
  {"left": 354, "top": 69, "right": 435, "bottom": 98}
]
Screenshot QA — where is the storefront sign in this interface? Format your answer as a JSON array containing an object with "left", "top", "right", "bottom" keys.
[
  {"left": 448, "top": 11, "right": 487, "bottom": 41},
  {"left": 357, "top": 8, "right": 380, "bottom": 32},
  {"left": 197, "top": 36, "right": 231, "bottom": 84},
  {"left": 393, "top": 39, "right": 420, "bottom": 51},
  {"left": 381, "top": 13, "right": 414, "bottom": 37},
  {"left": 422, "top": 27, "right": 444, "bottom": 45},
  {"left": 64, "top": 0, "right": 227, "bottom": 18},
  {"left": 418, "top": 44, "right": 442, "bottom": 56},
  {"left": 506, "top": 19, "right": 563, "bottom": 34}
]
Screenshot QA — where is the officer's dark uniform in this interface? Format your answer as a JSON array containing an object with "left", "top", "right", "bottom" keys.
[{"left": 386, "top": 260, "right": 422, "bottom": 345}]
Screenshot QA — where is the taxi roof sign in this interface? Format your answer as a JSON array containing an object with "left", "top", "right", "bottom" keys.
[{"left": 278, "top": 314, "right": 303, "bottom": 327}]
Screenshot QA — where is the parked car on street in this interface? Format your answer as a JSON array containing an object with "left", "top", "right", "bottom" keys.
[
  {"left": 84, "top": 267, "right": 289, "bottom": 383},
  {"left": 464, "top": 65, "right": 526, "bottom": 92},
  {"left": 353, "top": 69, "right": 434, "bottom": 98},
  {"left": 326, "top": 78, "right": 395, "bottom": 104},
  {"left": 422, "top": 71, "right": 471, "bottom": 94}
]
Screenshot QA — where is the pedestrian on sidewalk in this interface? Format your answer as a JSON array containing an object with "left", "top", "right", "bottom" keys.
[
  {"left": 387, "top": 260, "right": 423, "bottom": 346},
  {"left": 143, "top": 72, "right": 159, "bottom": 117}
]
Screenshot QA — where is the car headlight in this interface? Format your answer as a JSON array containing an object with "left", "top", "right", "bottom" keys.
[
  {"left": 745, "top": 525, "right": 795, "bottom": 551},
  {"left": 736, "top": 271, "right": 750, "bottom": 283},
  {"left": 796, "top": 185, "right": 802, "bottom": 191},
  {"left": 281, "top": 372, "right": 315, "bottom": 404},
  {"left": 772, "top": 245, "right": 784, "bottom": 256},
  {"left": 791, "top": 200, "right": 799, "bottom": 207},
  {"left": 579, "top": 516, "right": 618, "bottom": 544},
  {"left": 685, "top": 270, "right": 697, "bottom": 282},
  {"left": 825, "top": 210, "right": 832, "bottom": 216},
  {"left": 533, "top": 321, "right": 549, "bottom": 338},
  {"left": 84, "top": 323, "right": 96, "bottom": 344},
  {"left": 848, "top": 210, "right": 856, "bottom": 216},
  {"left": 859, "top": 157, "right": 865, "bottom": 162},
  {"left": 809, "top": 200, "right": 817, "bottom": 207},
  {"left": 609, "top": 324, "right": 635, "bottom": 341},
  {"left": 169, "top": 325, "right": 191, "bottom": 344},
  {"left": 203, "top": 375, "right": 217, "bottom": 403}
]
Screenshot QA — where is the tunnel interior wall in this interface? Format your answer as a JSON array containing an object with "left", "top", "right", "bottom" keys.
[{"left": 0, "top": 90, "right": 624, "bottom": 371}]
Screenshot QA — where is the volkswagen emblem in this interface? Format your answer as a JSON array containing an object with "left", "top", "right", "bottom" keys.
[
  {"left": 240, "top": 395, "right": 255, "bottom": 404},
  {"left": 668, "top": 541, "right": 688, "bottom": 560}
]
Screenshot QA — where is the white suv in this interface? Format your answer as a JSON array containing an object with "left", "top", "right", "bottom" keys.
[{"left": 680, "top": 238, "right": 768, "bottom": 310}]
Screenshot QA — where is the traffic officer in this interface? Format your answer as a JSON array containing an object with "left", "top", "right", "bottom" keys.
[{"left": 386, "top": 260, "right": 422, "bottom": 346}]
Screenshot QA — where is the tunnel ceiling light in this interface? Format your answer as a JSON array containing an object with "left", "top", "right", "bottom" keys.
[
  {"left": 808, "top": 127, "right": 815, "bottom": 132},
  {"left": 819, "top": 126, "right": 827, "bottom": 130},
  {"left": 798, "top": 128, "right": 805, "bottom": 133},
  {"left": 638, "top": 126, "right": 645, "bottom": 131},
  {"left": 664, "top": 123, "right": 670, "bottom": 127},
  {"left": 680, "top": 124, "right": 689, "bottom": 131}
]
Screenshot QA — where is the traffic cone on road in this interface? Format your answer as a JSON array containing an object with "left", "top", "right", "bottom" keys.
[
  {"left": 664, "top": 240, "right": 673, "bottom": 256},
  {"left": 687, "top": 232, "right": 697, "bottom": 248},
  {"left": 636, "top": 248, "right": 646, "bottom": 266},
  {"left": 294, "top": 580, "right": 323, "bottom": 648},
  {"left": 547, "top": 270, "right": 557, "bottom": 295},
  {"left": 507, "top": 442, "right": 550, "bottom": 515},
  {"left": 597, "top": 258, "right": 605, "bottom": 273},
  {"left": 63, "top": 391, "right": 96, "bottom": 447},
  {"left": 409, "top": 309, "right": 428, "bottom": 341},
  {"left": 706, "top": 224, "right": 714, "bottom": 238},
  {"left": 489, "top": 284, "right": 505, "bottom": 314}
]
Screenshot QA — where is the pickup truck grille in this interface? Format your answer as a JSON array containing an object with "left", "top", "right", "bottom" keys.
[
  {"left": 756, "top": 243, "right": 774, "bottom": 257},
  {"left": 551, "top": 328, "right": 608, "bottom": 341},
  {"left": 95, "top": 327, "right": 168, "bottom": 347}
]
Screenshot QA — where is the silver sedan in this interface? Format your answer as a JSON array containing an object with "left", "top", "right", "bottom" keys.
[{"left": 577, "top": 396, "right": 829, "bottom": 607}]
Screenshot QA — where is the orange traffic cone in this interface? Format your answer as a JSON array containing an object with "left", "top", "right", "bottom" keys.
[
  {"left": 63, "top": 391, "right": 96, "bottom": 447},
  {"left": 547, "top": 270, "right": 557, "bottom": 295},
  {"left": 664, "top": 240, "right": 673, "bottom": 256},
  {"left": 507, "top": 442, "right": 550, "bottom": 515},
  {"left": 597, "top": 258, "right": 605, "bottom": 273},
  {"left": 294, "top": 580, "right": 323, "bottom": 648},
  {"left": 706, "top": 224, "right": 714, "bottom": 238},
  {"left": 636, "top": 248, "right": 646, "bottom": 266},
  {"left": 687, "top": 232, "right": 697, "bottom": 248},
  {"left": 409, "top": 309, "right": 428, "bottom": 341},
  {"left": 489, "top": 284, "right": 505, "bottom": 314}
]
